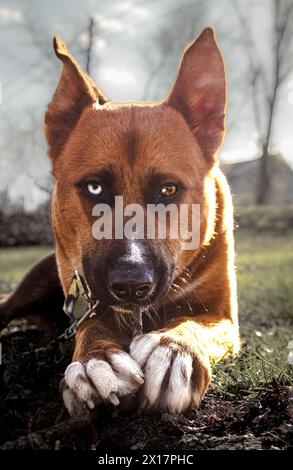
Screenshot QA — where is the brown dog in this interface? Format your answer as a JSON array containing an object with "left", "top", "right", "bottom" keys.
[{"left": 1, "top": 28, "right": 239, "bottom": 416}]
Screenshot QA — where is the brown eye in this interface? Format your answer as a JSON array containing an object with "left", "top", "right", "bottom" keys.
[{"left": 160, "top": 184, "right": 178, "bottom": 198}]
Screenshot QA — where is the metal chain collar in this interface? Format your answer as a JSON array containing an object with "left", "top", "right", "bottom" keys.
[{"left": 61, "top": 270, "right": 143, "bottom": 341}]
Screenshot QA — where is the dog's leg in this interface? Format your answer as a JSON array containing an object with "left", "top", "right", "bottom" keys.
[
  {"left": 130, "top": 316, "right": 239, "bottom": 413},
  {"left": 61, "top": 319, "right": 144, "bottom": 416},
  {"left": 0, "top": 253, "right": 64, "bottom": 328}
]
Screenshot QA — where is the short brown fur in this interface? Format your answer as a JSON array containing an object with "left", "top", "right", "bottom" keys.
[{"left": 1, "top": 28, "right": 240, "bottom": 415}]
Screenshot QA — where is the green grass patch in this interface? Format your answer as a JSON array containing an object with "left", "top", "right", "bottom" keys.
[
  {"left": 212, "top": 230, "right": 293, "bottom": 396},
  {"left": 212, "top": 328, "right": 293, "bottom": 398},
  {"left": 236, "top": 231, "right": 293, "bottom": 324},
  {"left": 0, "top": 246, "right": 52, "bottom": 293}
]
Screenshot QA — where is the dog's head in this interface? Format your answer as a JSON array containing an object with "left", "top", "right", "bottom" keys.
[{"left": 45, "top": 28, "right": 226, "bottom": 312}]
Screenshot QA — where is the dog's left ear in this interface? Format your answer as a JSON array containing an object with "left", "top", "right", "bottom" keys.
[
  {"left": 45, "top": 36, "right": 108, "bottom": 161},
  {"left": 165, "top": 27, "right": 226, "bottom": 163}
]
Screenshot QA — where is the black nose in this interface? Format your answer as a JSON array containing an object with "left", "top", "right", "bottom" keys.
[{"left": 109, "top": 264, "right": 154, "bottom": 302}]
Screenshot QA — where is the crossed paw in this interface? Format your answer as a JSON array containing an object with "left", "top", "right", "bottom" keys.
[
  {"left": 130, "top": 331, "right": 211, "bottom": 414},
  {"left": 62, "top": 331, "right": 211, "bottom": 416},
  {"left": 61, "top": 349, "right": 144, "bottom": 416}
]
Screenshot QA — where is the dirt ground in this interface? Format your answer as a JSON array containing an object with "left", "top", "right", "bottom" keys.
[{"left": 0, "top": 328, "right": 292, "bottom": 451}]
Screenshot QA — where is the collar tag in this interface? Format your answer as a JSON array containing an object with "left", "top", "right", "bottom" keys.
[
  {"left": 63, "top": 272, "right": 143, "bottom": 337},
  {"left": 63, "top": 271, "right": 93, "bottom": 321}
]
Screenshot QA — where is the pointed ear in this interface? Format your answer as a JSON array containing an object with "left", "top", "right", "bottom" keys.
[
  {"left": 44, "top": 36, "right": 108, "bottom": 161},
  {"left": 165, "top": 28, "right": 226, "bottom": 163}
]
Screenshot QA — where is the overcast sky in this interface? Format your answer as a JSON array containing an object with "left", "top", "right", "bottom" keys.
[{"left": 0, "top": 0, "right": 292, "bottom": 209}]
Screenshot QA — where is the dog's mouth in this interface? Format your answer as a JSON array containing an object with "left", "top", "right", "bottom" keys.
[{"left": 110, "top": 304, "right": 136, "bottom": 314}]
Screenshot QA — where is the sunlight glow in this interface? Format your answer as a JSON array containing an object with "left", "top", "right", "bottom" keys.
[
  {"left": 0, "top": 7, "right": 23, "bottom": 24},
  {"left": 102, "top": 67, "right": 136, "bottom": 86}
]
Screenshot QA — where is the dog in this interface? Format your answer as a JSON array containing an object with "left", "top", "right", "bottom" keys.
[{"left": 0, "top": 27, "right": 239, "bottom": 416}]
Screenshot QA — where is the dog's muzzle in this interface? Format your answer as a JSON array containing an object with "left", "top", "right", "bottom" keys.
[
  {"left": 82, "top": 241, "right": 174, "bottom": 309},
  {"left": 108, "top": 263, "right": 155, "bottom": 303}
]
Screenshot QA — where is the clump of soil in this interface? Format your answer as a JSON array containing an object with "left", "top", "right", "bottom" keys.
[{"left": 0, "top": 328, "right": 292, "bottom": 450}]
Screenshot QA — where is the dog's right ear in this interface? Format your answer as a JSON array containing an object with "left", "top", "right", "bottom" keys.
[
  {"left": 165, "top": 28, "right": 226, "bottom": 164},
  {"left": 45, "top": 36, "right": 108, "bottom": 161}
]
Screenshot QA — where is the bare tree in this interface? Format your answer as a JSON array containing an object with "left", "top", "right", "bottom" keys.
[
  {"left": 85, "top": 16, "right": 95, "bottom": 75},
  {"left": 233, "top": 0, "right": 293, "bottom": 204},
  {"left": 3, "top": 17, "right": 99, "bottom": 200},
  {"left": 141, "top": 0, "right": 207, "bottom": 101}
]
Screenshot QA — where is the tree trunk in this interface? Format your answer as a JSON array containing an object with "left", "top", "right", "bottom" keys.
[
  {"left": 256, "top": 147, "right": 270, "bottom": 205},
  {"left": 86, "top": 17, "right": 95, "bottom": 76},
  {"left": 256, "top": 82, "right": 278, "bottom": 205}
]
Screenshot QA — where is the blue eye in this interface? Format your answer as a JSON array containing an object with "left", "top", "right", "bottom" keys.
[{"left": 87, "top": 183, "right": 103, "bottom": 196}]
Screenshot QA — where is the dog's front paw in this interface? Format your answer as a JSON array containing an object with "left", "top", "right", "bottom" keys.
[
  {"left": 61, "top": 350, "right": 144, "bottom": 416},
  {"left": 130, "top": 331, "right": 211, "bottom": 414}
]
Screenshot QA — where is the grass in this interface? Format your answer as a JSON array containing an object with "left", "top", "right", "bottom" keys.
[
  {"left": 0, "top": 231, "right": 292, "bottom": 396},
  {"left": 0, "top": 246, "right": 52, "bottom": 293},
  {"left": 212, "top": 230, "right": 293, "bottom": 397}
]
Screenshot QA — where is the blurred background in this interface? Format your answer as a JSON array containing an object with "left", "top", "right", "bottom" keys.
[
  {"left": 0, "top": 1, "right": 293, "bottom": 433},
  {"left": 0, "top": 0, "right": 293, "bottom": 217},
  {"left": 0, "top": 0, "right": 293, "bottom": 250},
  {"left": 0, "top": 0, "right": 292, "bottom": 247}
]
